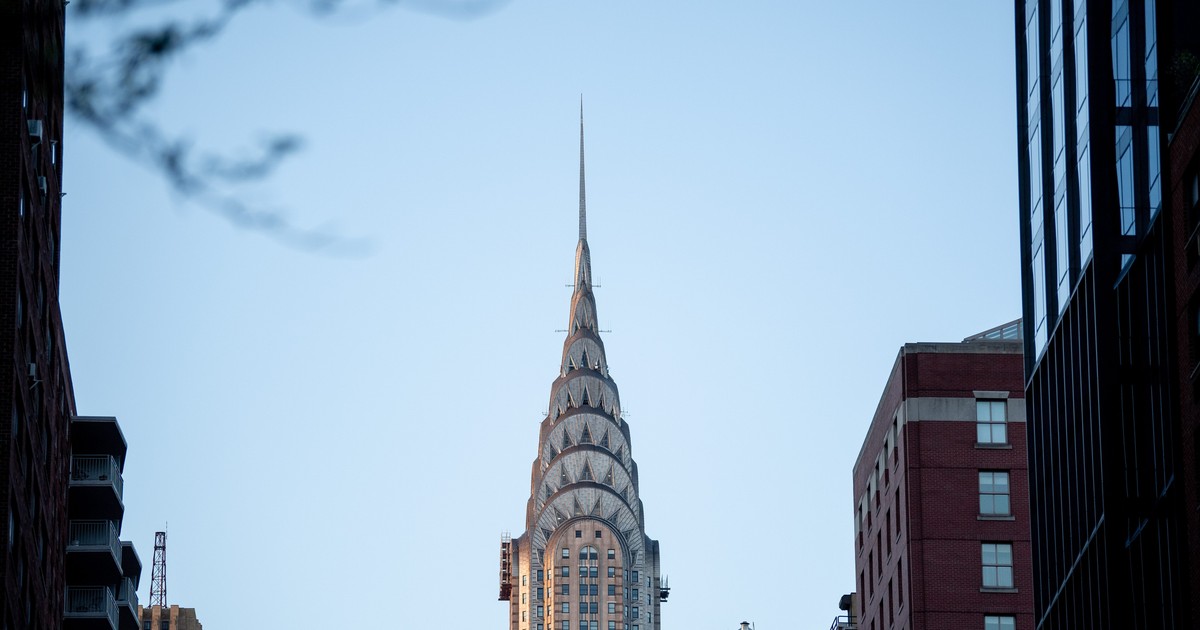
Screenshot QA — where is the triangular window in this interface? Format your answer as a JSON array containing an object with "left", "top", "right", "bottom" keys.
[
  {"left": 580, "top": 423, "right": 593, "bottom": 444},
  {"left": 581, "top": 387, "right": 591, "bottom": 406},
  {"left": 561, "top": 430, "right": 573, "bottom": 451},
  {"left": 580, "top": 460, "right": 594, "bottom": 482},
  {"left": 559, "top": 466, "right": 571, "bottom": 486},
  {"left": 554, "top": 507, "right": 566, "bottom": 525},
  {"left": 590, "top": 498, "right": 603, "bottom": 516},
  {"left": 581, "top": 350, "right": 591, "bottom": 369},
  {"left": 603, "top": 465, "right": 615, "bottom": 486},
  {"left": 548, "top": 444, "right": 559, "bottom": 460},
  {"left": 599, "top": 429, "right": 609, "bottom": 449},
  {"left": 573, "top": 497, "right": 584, "bottom": 516}
]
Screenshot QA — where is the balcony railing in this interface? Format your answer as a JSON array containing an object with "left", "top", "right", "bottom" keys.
[
  {"left": 65, "top": 586, "right": 118, "bottom": 629},
  {"left": 68, "top": 520, "right": 121, "bottom": 561},
  {"left": 829, "top": 615, "right": 857, "bottom": 630},
  {"left": 71, "top": 456, "right": 124, "bottom": 498},
  {"left": 116, "top": 577, "right": 137, "bottom": 608}
]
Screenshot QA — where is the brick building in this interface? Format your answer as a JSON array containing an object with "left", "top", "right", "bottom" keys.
[
  {"left": 137, "top": 605, "right": 204, "bottom": 630},
  {"left": 5, "top": 3, "right": 142, "bottom": 628},
  {"left": 2, "top": 3, "right": 77, "bottom": 628},
  {"left": 852, "top": 322, "right": 1032, "bottom": 630},
  {"left": 498, "top": 112, "right": 667, "bottom": 630},
  {"left": 1168, "top": 74, "right": 1200, "bottom": 628}
]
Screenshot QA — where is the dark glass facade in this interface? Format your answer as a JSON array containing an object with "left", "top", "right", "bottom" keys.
[{"left": 1015, "top": 0, "right": 1200, "bottom": 628}]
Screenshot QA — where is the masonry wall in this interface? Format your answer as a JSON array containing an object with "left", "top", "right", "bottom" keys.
[{"left": 854, "top": 343, "right": 1032, "bottom": 630}]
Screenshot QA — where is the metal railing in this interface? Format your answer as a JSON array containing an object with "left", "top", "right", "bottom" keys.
[
  {"left": 828, "top": 615, "right": 857, "bottom": 630},
  {"left": 71, "top": 456, "right": 124, "bottom": 498},
  {"left": 117, "top": 577, "right": 138, "bottom": 608},
  {"left": 64, "top": 586, "right": 118, "bottom": 628},
  {"left": 68, "top": 520, "right": 121, "bottom": 562}
]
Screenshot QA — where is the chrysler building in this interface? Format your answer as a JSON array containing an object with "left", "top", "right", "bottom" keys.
[{"left": 499, "top": 111, "right": 667, "bottom": 630}]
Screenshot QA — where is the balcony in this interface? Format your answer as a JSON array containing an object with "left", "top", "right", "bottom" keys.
[
  {"left": 69, "top": 456, "right": 124, "bottom": 520},
  {"left": 66, "top": 521, "right": 122, "bottom": 583},
  {"left": 829, "top": 616, "right": 857, "bottom": 630},
  {"left": 64, "top": 586, "right": 118, "bottom": 630},
  {"left": 116, "top": 577, "right": 139, "bottom": 630}
]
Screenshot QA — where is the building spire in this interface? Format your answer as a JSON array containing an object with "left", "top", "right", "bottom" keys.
[{"left": 579, "top": 96, "right": 587, "bottom": 242}]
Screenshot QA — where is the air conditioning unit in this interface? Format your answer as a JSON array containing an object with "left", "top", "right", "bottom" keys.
[{"left": 27, "top": 120, "right": 42, "bottom": 140}]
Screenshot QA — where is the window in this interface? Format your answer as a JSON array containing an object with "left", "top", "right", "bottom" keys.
[
  {"left": 608, "top": 603, "right": 616, "bottom": 614},
  {"left": 897, "top": 557, "right": 904, "bottom": 608},
  {"left": 595, "top": 530, "right": 602, "bottom": 538},
  {"left": 608, "top": 584, "right": 616, "bottom": 596},
  {"left": 631, "top": 571, "right": 638, "bottom": 582},
  {"left": 561, "top": 623, "right": 570, "bottom": 630},
  {"left": 523, "top": 575, "right": 528, "bottom": 586},
  {"left": 607, "top": 549, "right": 615, "bottom": 560},
  {"left": 590, "top": 567, "right": 598, "bottom": 578},
  {"left": 590, "top": 622, "right": 598, "bottom": 630},
  {"left": 982, "top": 543, "right": 1015, "bottom": 588},
  {"left": 576, "top": 530, "right": 582, "bottom": 538},
  {"left": 589, "top": 602, "right": 598, "bottom": 614},
  {"left": 579, "top": 546, "right": 598, "bottom": 560},
  {"left": 609, "top": 623, "right": 616, "bottom": 630},
  {"left": 538, "top": 605, "right": 544, "bottom": 617},
  {"left": 538, "top": 570, "right": 545, "bottom": 582},
  {"left": 976, "top": 400, "right": 1008, "bottom": 444},
  {"left": 539, "top": 624, "right": 544, "bottom": 630},
  {"left": 563, "top": 548, "right": 570, "bottom": 558},
  {"left": 562, "top": 567, "right": 570, "bottom": 578},
  {"left": 979, "top": 471, "right": 1012, "bottom": 515},
  {"left": 523, "top": 593, "right": 528, "bottom": 604},
  {"left": 562, "top": 602, "right": 571, "bottom": 613},
  {"left": 590, "top": 584, "right": 598, "bottom": 596},
  {"left": 632, "top": 588, "right": 638, "bottom": 599},
  {"left": 562, "top": 584, "right": 570, "bottom": 596},
  {"left": 538, "top": 588, "right": 545, "bottom": 599},
  {"left": 580, "top": 622, "right": 588, "bottom": 630},
  {"left": 984, "top": 615, "right": 1016, "bottom": 630},
  {"left": 523, "top": 611, "right": 528, "bottom": 621},
  {"left": 608, "top": 567, "right": 616, "bottom": 578},
  {"left": 631, "top": 607, "right": 639, "bottom": 618}
]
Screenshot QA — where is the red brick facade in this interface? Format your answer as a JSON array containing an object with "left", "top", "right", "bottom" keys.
[
  {"left": 1, "top": 3, "right": 77, "bottom": 628},
  {"left": 853, "top": 339, "right": 1033, "bottom": 630}
]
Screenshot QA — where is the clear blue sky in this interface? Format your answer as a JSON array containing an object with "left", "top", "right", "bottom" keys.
[{"left": 60, "top": 1, "right": 1019, "bottom": 627}]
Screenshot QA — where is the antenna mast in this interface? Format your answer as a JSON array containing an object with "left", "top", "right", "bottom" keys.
[{"left": 150, "top": 530, "right": 167, "bottom": 607}]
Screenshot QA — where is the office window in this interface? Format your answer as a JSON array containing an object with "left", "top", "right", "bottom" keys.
[
  {"left": 590, "top": 602, "right": 598, "bottom": 614},
  {"left": 562, "top": 584, "right": 570, "bottom": 596},
  {"left": 590, "top": 584, "right": 598, "bottom": 596},
  {"left": 980, "top": 471, "right": 1012, "bottom": 515},
  {"left": 563, "top": 548, "right": 570, "bottom": 558},
  {"left": 523, "top": 611, "right": 528, "bottom": 621},
  {"left": 590, "top": 622, "right": 598, "bottom": 630},
  {"left": 609, "top": 602, "right": 616, "bottom": 614},
  {"left": 607, "top": 549, "right": 615, "bottom": 560},
  {"left": 562, "top": 567, "right": 570, "bottom": 578},
  {"left": 632, "top": 588, "right": 638, "bottom": 599},
  {"left": 538, "top": 588, "right": 544, "bottom": 599},
  {"left": 538, "top": 625, "right": 544, "bottom": 630},
  {"left": 608, "top": 567, "right": 616, "bottom": 578},
  {"left": 609, "top": 623, "right": 616, "bottom": 630},
  {"left": 538, "top": 606, "right": 544, "bottom": 617},
  {"left": 524, "top": 575, "right": 528, "bottom": 586},
  {"left": 595, "top": 530, "right": 602, "bottom": 538},
  {"left": 590, "top": 567, "right": 598, "bottom": 578},
  {"left": 976, "top": 400, "right": 1008, "bottom": 444},
  {"left": 538, "top": 570, "right": 545, "bottom": 582},
  {"left": 984, "top": 615, "right": 1016, "bottom": 630},
  {"left": 608, "top": 584, "right": 617, "bottom": 596},
  {"left": 562, "top": 602, "right": 570, "bottom": 614},
  {"left": 523, "top": 593, "right": 528, "bottom": 604},
  {"left": 631, "top": 571, "right": 638, "bottom": 582},
  {"left": 579, "top": 622, "right": 587, "bottom": 630},
  {"left": 982, "top": 543, "right": 1015, "bottom": 588}
]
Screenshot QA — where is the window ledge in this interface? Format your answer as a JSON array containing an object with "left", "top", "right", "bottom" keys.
[
  {"left": 975, "top": 443, "right": 1013, "bottom": 450},
  {"left": 980, "top": 587, "right": 1019, "bottom": 594},
  {"left": 978, "top": 515, "right": 1016, "bottom": 521}
]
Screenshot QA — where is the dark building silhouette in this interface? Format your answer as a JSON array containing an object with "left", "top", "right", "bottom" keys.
[
  {"left": 4, "top": 4, "right": 142, "bottom": 629},
  {"left": 2, "top": 4, "right": 75, "bottom": 628},
  {"left": 852, "top": 322, "right": 1032, "bottom": 630},
  {"left": 1167, "top": 75, "right": 1200, "bottom": 629},
  {"left": 1014, "top": 1, "right": 1200, "bottom": 627},
  {"left": 498, "top": 113, "right": 666, "bottom": 630}
]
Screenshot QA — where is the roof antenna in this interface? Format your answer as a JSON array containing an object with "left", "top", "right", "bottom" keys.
[{"left": 579, "top": 95, "right": 586, "bottom": 242}]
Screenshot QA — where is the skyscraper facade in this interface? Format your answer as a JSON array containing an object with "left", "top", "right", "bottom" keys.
[
  {"left": 2, "top": 4, "right": 75, "bottom": 628},
  {"left": 498, "top": 116, "right": 665, "bottom": 630},
  {"left": 852, "top": 322, "right": 1031, "bottom": 630},
  {"left": 1014, "top": 1, "right": 1200, "bottom": 627}
]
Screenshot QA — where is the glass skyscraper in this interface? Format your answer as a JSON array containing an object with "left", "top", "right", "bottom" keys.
[{"left": 1015, "top": 0, "right": 1200, "bottom": 628}]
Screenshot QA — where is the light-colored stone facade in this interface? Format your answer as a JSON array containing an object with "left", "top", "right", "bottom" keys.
[{"left": 137, "top": 604, "right": 203, "bottom": 630}]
